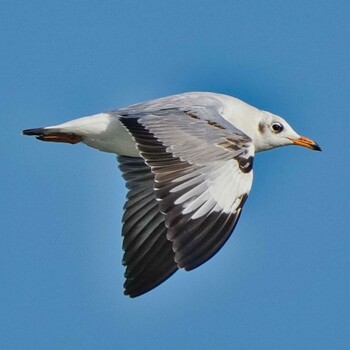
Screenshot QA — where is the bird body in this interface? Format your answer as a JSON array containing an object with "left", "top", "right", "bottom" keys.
[{"left": 23, "top": 92, "right": 320, "bottom": 297}]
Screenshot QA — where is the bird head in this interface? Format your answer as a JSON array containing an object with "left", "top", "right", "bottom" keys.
[{"left": 253, "top": 111, "right": 321, "bottom": 153}]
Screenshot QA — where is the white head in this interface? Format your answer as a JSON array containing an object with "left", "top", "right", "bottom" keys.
[
  {"left": 219, "top": 94, "right": 321, "bottom": 153},
  {"left": 251, "top": 111, "right": 321, "bottom": 153}
]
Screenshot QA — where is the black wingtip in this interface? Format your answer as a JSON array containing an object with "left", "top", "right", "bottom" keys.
[{"left": 22, "top": 128, "right": 45, "bottom": 136}]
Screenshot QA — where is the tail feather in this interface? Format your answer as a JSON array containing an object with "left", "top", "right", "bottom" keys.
[
  {"left": 22, "top": 128, "right": 83, "bottom": 144},
  {"left": 22, "top": 128, "right": 46, "bottom": 136}
]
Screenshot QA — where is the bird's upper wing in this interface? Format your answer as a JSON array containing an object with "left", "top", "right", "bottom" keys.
[{"left": 119, "top": 106, "right": 254, "bottom": 275}]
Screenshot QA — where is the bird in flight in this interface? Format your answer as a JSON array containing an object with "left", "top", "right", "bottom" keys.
[{"left": 23, "top": 92, "right": 321, "bottom": 297}]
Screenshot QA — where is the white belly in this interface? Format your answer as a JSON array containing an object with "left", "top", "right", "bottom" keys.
[{"left": 45, "top": 113, "right": 140, "bottom": 157}]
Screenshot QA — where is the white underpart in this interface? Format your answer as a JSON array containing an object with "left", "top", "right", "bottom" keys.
[
  {"left": 172, "top": 159, "right": 252, "bottom": 220},
  {"left": 45, "top": 113, "right": 139, "bottom": 156},
  {"left": 175, "top": 182, "right": 207, "bottom": 205},
  {"left": 208, "top": 160, "right": 252, "bottom": 213},
  {"left": 181, "top": 189, "right": 212, "bottom": 214}
]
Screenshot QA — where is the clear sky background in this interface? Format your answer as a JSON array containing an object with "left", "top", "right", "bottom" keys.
[{"left": 1, "top": 1, "right": 349, "bottom": 349}]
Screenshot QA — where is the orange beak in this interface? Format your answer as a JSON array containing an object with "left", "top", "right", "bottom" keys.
[{"left": 287, "top": 136, "right": 321, "bottom": 151}]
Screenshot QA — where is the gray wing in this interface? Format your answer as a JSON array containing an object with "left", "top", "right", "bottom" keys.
[
  {"left": 120, "top": 107, "right": 254, "bottom": 272},
  {"left": 118, "top": 156, "right": 178, "bottom": 297}
]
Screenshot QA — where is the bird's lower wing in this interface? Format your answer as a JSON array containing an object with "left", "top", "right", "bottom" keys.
[
  {"left": 120, "top": 109, "right": 254, "bottom": 271},
  {"left": 118, "top": 156, "right": 178, "bottom": 297}
]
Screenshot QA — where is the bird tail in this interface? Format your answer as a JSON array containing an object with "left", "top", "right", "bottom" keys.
[{"left": 22, "top": 128, "right": 83, "bottom": 144}]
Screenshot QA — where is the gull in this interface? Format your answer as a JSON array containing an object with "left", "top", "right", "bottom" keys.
[{"left": 22, "top": 92, "right": 321, "bottom": 297}]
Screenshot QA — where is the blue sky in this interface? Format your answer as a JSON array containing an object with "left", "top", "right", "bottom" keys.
[{"left": 1, "top": 1, "right": 349, "bottom": 349}]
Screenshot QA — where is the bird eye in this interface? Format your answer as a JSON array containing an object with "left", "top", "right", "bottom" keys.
[{"left": 271, "top": 122, "right": 284, "bottom": 133}]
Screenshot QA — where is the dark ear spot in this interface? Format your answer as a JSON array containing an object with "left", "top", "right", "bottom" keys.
[{"left": 258, "top": 122, "right": 265, "bottom": 133}]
